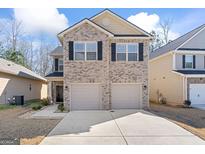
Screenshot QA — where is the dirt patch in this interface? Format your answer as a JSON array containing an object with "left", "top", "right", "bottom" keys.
[
  {"left": 0, "top": 107, "right": 61, "bottom": 145},
  {"left": 148, "top": 103, "right": 205, "bottom": 140}
]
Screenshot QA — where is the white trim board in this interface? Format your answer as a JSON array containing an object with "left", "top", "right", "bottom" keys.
[{"left": 172, "top": 70, "right": 205, "bottom": 78}]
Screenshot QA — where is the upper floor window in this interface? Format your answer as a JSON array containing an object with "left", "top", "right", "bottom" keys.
[
  {"left": 58, "top": 58, "right": 63, "bottom": 71},
  {"left": 185, "top": 55, "right": 193, "bottom": 69},
  {"left": 74, "top": 42, "right": 97, "bottom": 61},
  {"left": 54, "top": 58, "right": 63, "bottom": 72},
  {"left": 116, "top": 43, "right": 138, "bottom": 61}
]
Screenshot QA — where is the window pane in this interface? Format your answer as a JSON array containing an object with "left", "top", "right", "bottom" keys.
[
  {"left": 117, "top": 53, "right": 126, "bottom": 61},
  {"left": 59, "top": 59, "right": 63, "bottom": 64},
  {"left": 185, "top": 55, "right": 193, "bottom": 62},
  {"left": 86, "top": 43, "right": 97, "bottom": 52},
  {"left": 185, "top": 62, "right": 193, "bottom": 68},
  {"left": 185, "top": 55, "right": 193, "bottom": 68},
  {"left": 116, "top": 44, "right": 126, "bottom": 53},
  {"left": 75, "top": 52, "right": 85, "bottom": 60},
  {"left": 87, "top": 52, "right": 96, "bottom": 60},
  {"left": 128, "top": 44, "right": 138, "bottom": 53},
  {"left": 59, "top": 65, "right": 63, "bottom": 71},
  {"left": 74, "top": 43, "right": 85, "bottom": 52},
  {"left": 128, "top": 53, "right": 137, "bottom": 61}
]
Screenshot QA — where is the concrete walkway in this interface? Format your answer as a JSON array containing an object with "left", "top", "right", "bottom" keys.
[
  {"left": 31, "top": 105, "right": 67, "bottom": 119},
  {"left": 40, "top": 110, "right": 205, "bottom": 145}
]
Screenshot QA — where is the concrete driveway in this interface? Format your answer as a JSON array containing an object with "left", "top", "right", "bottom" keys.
[
  {"left": 192, "top": 104, "right": 205, "bottom": 110},
  {"left": 40, "top": 110, "right": 205, "bottom": 145}
]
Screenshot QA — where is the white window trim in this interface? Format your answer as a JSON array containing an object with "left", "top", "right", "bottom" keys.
[
  {"left": 58, "top": 58, "right": 64, "bottom": 72},
  {"left": 74, "top": 41, "right": 98, "bottom": 61},
  {"left": 184, "top": 55, "right": 194, "bottom": 69},
  {"left": 116, "top": 43, "right": 139, "bottom": 61}
]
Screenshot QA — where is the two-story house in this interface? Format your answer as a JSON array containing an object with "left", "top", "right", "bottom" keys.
[
  {"left": 46, "top": 9, "right": 152, "bottom": 111},
  {"left": 149, "top": 24, "right": 205, "bottom": 107}
]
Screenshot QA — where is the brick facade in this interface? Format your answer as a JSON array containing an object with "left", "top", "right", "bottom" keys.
[{"left": 62, "top": 22, "right": 149, "bottom": 111}]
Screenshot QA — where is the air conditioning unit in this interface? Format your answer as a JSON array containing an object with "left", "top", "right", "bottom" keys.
[{"left": 13, "top": 96, "right": 24, "bottom": 105}]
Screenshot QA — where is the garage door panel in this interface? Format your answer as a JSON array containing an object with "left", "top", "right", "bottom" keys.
[
  {"left": 71, "top": 84, "right": 101, "bottom": 110},
  {"left": 112, "top": 84, "right": 141, "bottom": 109},
  {"left": 190, "top": 84, "right": 205, "bottom": 105}
]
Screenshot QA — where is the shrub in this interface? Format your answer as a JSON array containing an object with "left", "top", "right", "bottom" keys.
[
  {"left": 32, "top": 105, "right": 42, "bottom": 110},
  {"left": 41, "top": 98, "right": 49, "bottom": 106},
  {"left": 183, "top": 100, "right": 191, "bottom": 107},
  {"left": 58, "top": 103, "right": 64, "bottom": 112},
  {"left": 158, "top": 93, "right": 167, "bottom": 104}
]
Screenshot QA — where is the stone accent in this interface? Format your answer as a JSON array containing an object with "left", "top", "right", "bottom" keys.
[
  {"left": 187, "top": 77, "right": 205, "bottom": 100},
  {"left": 61, "top": 22, "right": 150, "bottom": 111}
]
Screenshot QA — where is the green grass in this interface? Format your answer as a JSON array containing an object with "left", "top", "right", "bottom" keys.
[
  {"left": 24, "top": 99, "right": 43, "bottom": 108},
  {"left": 0, "top": 104, "right": 16, "bottom": 111},
  {"left": 0, "top": 99, "right": 49, "bottom": 111},
  {"left": 24, "top": 99, "right": 49, "bottom": 110}
]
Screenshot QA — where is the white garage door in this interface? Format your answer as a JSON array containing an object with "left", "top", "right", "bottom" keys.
[
  {"left": 111, "top": 84, "right": 142, "bottom": 109},
  {"left": 190, "top": 84, "right": 205, "bottom": 105},
  {"left": 71, "top": 84, "right": 101, "bottom": 110}
]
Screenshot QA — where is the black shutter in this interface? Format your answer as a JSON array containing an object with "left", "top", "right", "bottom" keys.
[
  {"left": 54, "top": 58, "right": 58, "bottom": 72},
  {"left": 97, "top": 41, "right": 103, "bottom": 60},
  {"left": 182, "top": 55, "right": 185, "bottom": 68},
  {"left": 69, "top": 41, "right": 74, "bottom": 60},
  {"left": 193, "top": 55, "right": 196, "bottom": 69},
  {"left": 139, "top": 43, "right": 144, "bottom": 61},
  {"left": 111, "top": 43, "right": 116, "bottom": 61}
]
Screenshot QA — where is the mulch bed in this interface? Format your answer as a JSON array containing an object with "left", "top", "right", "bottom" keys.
[{"left": 0, "top": 107, "right": 61, "bottom": 144}]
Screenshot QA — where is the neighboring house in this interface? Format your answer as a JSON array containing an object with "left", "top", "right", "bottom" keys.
[
  {"left": 46, "top": 9, "right": 152, "bottom": 111},
  {"left": 0, "top": 58, "right": 47, "bottom": 104},
  {"left": 149, "top": 24, "right": 205, "bottom": 107}
]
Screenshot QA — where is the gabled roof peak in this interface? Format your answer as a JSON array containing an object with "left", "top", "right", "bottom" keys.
[{"left": 90, "top": 9, "right": 152, "bottom": 37}]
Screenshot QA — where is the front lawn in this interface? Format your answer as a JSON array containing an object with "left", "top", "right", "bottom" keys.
[
  {"left": 0, "top": 104, "right": 16, "bottom": 111},
  {"left": 24, "top": 99, "right": 49, "bottom": 110}
]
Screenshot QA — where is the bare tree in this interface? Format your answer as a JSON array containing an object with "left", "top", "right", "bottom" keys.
[
  {"left": 32, "top": 34, "right": 54, "bottom": 76},
  {"left": 4, "top": 18, "right": 24, "bottom": 52},
  {"left": 159, "top": 18, "right": 173, "bottom": 44}
]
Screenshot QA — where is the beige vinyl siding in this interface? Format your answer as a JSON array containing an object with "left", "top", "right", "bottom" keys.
[
  {"left": 175, "top": 54, "right": 205, "bottom": 70},
  {"left": 92, "top": 12, "right": 143, "bottom": 35},
  {"left": 196, "top": 55, "right": 205, "bottom": 69},
  {"left": 149, "top": 53, "right": 184, "bottom": 105},
  {"left": 181, "top": 28, "right": 205, "bottom": 49},
  {"left": 175, "top": 54, "right": 183, "bottom": 70},
  {"left": 0, "top": 72, "right": 47, "bottom": 104}
]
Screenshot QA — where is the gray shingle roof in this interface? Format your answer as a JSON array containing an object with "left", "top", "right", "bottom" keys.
[
  {"left": 45, "top": 72, "right": 63, "bottom": 77},
  {"left": 150, "top": 24, "right": 205, "bottom": 59},
  {"left": 174, "top": 70, "right": 205, "bottom": 75},
  {"left": 50, "top": 46, "right": 63, "bottom": 56},
  {"left": 0, "top": 58, "right": 46, "bottom": 81}
]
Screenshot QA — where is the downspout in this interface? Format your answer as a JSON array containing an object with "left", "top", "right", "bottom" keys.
[{"left": 183, "top": 76, "right": 188, "bottom": 101}]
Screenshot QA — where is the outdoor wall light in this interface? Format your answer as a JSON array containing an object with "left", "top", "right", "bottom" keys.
[
  {"left": 143, "top": 85, "right": 147, "bottom": 90},
  {"left": 65, "top": 86, "right": 68, "bottom": 89}
]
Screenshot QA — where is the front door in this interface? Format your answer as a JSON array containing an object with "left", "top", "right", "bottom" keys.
[{"left": 56, "top": 85, "right": 63, "bottom": 102}]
